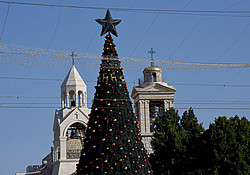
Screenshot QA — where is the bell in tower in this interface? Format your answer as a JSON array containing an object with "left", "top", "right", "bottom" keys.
[
  {"left": 51, "top": 59, "right": 90, "bottom": 175},
  {"left": 60, "top": 62, "right": 87, "bottom": 108},
  {"left": 131, "top": 49, "right": 176, "bottom": 153}
]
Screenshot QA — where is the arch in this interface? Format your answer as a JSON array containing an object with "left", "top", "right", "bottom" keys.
[
  {"left": 65, "top": 122, "right": 86, "bottom": 140},
  {"left": 78, "top": 90, "right": 83, "bottom": 107},
  {"left": 68, "top": 90, "right": 76, "bottom": 107},
  {"left": 63, "top": 120, "right": 87, "bottom": 137}
]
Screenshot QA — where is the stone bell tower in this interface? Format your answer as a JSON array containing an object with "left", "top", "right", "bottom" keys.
[
  {"left": 131, "top": 52, "right": 176, "bottom": 153},
  {"left": 51, "top": 64, "right": 90, "bottom": 175}
]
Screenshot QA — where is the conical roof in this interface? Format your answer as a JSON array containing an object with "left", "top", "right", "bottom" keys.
[{"left": 61, "top": 65, "right": 86, "bottom": 87}]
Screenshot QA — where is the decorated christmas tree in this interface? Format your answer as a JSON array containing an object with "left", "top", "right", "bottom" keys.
[{"left": 76, "top": 10, "right": 153, "bottom": 175}]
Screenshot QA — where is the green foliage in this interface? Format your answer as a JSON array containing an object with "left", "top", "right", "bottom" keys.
[
  {"left": 150, "top": 108, "right": 250, "bottom": 175},
  {"left": 202, "top": 116, "right": 250, "bottom": 175},
  {"left": 150, "top": 108, "right": 204, "bottom": 174}
]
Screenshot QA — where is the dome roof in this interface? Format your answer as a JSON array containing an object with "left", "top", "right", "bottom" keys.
[{"left": 143, "top": 65, "right": 162, "bottom": 72}]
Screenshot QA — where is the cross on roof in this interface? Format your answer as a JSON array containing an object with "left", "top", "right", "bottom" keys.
[
  {"left": 148, "top": 48, "right": 156, "bottom": 66},
  {"left": 71, "top": 51, "right": 77, "bottom": 66}
]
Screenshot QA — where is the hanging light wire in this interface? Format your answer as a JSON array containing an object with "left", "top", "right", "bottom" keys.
[{"left": 0, "top": 42, "right": 250, "bottom": 69}]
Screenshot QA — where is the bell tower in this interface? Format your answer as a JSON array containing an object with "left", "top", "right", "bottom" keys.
[
  {"left": 51, "top": 65, "right": 90, "bottom": 175},
  {"left": 131, "top": 60, "right": 176, "bottom": 153}
]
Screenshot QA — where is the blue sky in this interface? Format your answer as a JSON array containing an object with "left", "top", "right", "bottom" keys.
[{"left": 0, "top": 0, "right": 250, "bottom": 174}]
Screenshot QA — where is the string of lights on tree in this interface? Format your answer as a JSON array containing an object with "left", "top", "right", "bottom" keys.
[{"left": 76, "top": 10, "right": 153, "bottom": 175}]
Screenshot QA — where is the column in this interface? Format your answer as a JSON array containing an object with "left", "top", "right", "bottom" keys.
[
  {"left": 66, "top": 95, "right": 70, "bottom": 107},
  {"left": 164, "top": 100, "right": 170, "bottom": 111},
  {"left": 59, "top": 136, "right": 67, "bottom": 160},
  {"left": 170, "top": 101, "right": 174, "bottom": 108},
  {"left": 61, "top": 97, "right": 65, "bottom": 108},
  {"left": 75, "top": 93, "right": 78, "bottom": 107},
  {"left": 138, "top": 100, "right": 145, "bottom": 133},
  {"left": 84, "top": 92, "right": 87, "bottom": 107},
  {"left": 79, "top": 94, "right": 82, "bottom": 107},
  {"left": 144, "top": 100, "right": 150, "bottom": 133}
]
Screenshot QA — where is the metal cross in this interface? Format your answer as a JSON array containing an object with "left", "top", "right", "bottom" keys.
[
  {"left": 148, "top": 48, "right": 156, "bottom": 66},
  {"left": 71, "top": 51, "right": 77, "bottom": 66}
]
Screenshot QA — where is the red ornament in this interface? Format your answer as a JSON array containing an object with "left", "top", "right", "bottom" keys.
[
  {"left": 90, "top": 162, "right": 93, "bottom": 164},
  {"left": 116, "top": 104, "right": 119, "bottom": 107},
  {"left": 139, "top": 166, "right": 141, "bottom": 169},
  {"left": 113, "top": 153, "right": 116, "bottom": 156},
  {"left": 127, "top": 120, "right": 130, "bottom": 122},
  {"left": 101, "top": 109, "right": 104, "bottom": 112},
  {"left": 101, "top": 153, "right": 104, "bottom": 156},
  {"left": 110, "top": 167, "right": 113, "bottom": 170},
  {"left": 138, "top": 138, "right": 140, "bottom": 140},
  {"left": 135, "top": 146, "right": 138, "bottom": 149},
  {"left": 104, "top": 117, "right": 107, "bottom": 120},
  {"left": 107, "top": 83, "right": 110, "bottom": 86},
  {"left": 125, "top": 100, "right": 127, "bottom": 102},
  {"left": 129, "top": 152, "right": 132, "bottom": 155}
]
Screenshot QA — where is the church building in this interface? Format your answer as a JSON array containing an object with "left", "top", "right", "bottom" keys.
[
  {"left": 16, "top": 59, "right": 175, "bottom": 174},
  {"left": 16, "top": 64, "right": 90, "bottom": 175},
  {"left": 131, "top": 64, "right": 176, "bottom": 153}
]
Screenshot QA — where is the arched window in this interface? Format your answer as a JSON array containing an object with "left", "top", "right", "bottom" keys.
[
  {"left": 66, "top": 123, "right": 86, "bottom": 159},
  {"left": 78, "top": 91, "right": 83, "bottom": 107},
  {"left": 69, "top": 90, "right": 76, "bottom": 107}
]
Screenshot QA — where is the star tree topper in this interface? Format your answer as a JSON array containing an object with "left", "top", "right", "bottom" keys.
[{"left": 95, "top": 9, "right": 122, "bottom": 37}]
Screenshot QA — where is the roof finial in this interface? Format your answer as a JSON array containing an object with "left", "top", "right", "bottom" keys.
[
  {"left": 71, "top": 51, "right": 77, "bottom": 66},
  {"left": 148, "top": 48, "right": 156, "bottom": 66}
]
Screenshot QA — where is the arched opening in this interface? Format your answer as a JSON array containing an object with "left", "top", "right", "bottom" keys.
[
  {"left": 66, "top": 122, "right": 86, "bottom": 159},
  {"left": 152, "top": 72, "right": 157, "bottom": 82},
  {"left": 69, "top": 90, "right": 76, "bottom": 107},
  {"left": 78, "top": 91, "right": 83, "bottom": 107}
]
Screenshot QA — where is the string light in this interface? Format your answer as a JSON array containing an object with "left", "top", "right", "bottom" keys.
[{"left": 1, "top": 42, "right": 250, "bottom": 69}]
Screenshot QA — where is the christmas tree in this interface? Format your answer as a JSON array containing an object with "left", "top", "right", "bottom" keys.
[{"left": 76, "top": 10, "right": 153, "bottom": 175}]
